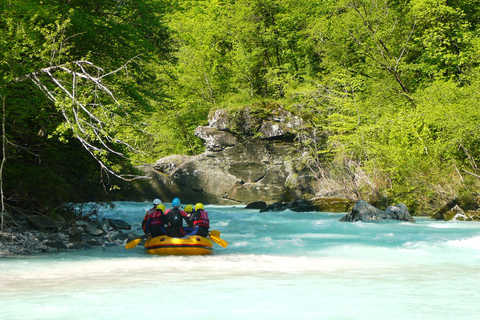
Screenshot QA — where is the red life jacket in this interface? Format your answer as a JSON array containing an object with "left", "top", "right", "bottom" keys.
[
  {"left": 142, "top": 207, "right": 155, "bottom": 232},
  {"left": 147, "top": 209, "right": 164, "bottom": 226},
  {"left": 193, "top": 209, "right": 209, "bottom": 227}
]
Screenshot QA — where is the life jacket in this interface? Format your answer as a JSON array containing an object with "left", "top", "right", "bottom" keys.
[
  {"left": 142, "top": 207, "right": 156, "bottom": 232},
  {"left": 193, "top": 209, "right": 209, "bottom": 228},
  {"left": 147, "top": 209, "right": 164, "bottom": 226}
]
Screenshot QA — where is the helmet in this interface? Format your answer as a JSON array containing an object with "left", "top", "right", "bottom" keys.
[
  {"left": 184, "top": 204, "right": 193, "bottom": 213},
  {"left": 156, "top": 204, "right": 166, "bottom": 212},
  {"left": 153, "top": 198, "right": 162, "bottom": 205},
  {"left": 195, "top": 203, "right": 204, "bottom": 210},
  {"left": 172, "top": 198, "right": 181, "bottom": 207}
]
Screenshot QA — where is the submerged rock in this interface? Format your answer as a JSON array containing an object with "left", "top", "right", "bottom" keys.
[
  {"left": 245, "top": 201, "right": 267, "bottom": 210},
  {"left": 339, "top": 200, "right": 415, "bottom": 222},
  {"left": 256, "top": 198, "right": 354, "bottom": 213},
  {"left": 260, "top": 200, "right": 316, "bottom": 212}
]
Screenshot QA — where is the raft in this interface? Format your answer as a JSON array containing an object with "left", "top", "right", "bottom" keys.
[{"left": 144, "top": 235, "right": 214, "bottom": 255}]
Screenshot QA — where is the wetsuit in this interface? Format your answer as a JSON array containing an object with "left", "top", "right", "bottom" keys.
[{"left": 165, "top": 207, "right": 192, "bottom": 238}]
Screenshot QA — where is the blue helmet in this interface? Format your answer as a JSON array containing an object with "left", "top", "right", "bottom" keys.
[{"left": 172, "top": 198, "right": 181, "bottom": 207}]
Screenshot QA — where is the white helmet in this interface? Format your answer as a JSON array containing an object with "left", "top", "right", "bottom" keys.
[{"left": 153, "top": 198, "right": 162, "bottom": 205}]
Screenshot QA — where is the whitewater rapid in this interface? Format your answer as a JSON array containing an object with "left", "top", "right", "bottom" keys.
[{"left": 2, "top": 202, "right": 480, "bottom": 319}]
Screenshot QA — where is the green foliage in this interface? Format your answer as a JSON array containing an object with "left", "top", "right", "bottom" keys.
[
  {"left": 3, "top": 0, "right": 480, "bottom": 216},
  {"left": 0, "top": 0, "right": 175, "bottom": 217}
]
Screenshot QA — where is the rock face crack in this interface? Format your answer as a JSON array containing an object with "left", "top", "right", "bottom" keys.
[{"left": 254, "top": 172, "right": 268, "bottom": 183}]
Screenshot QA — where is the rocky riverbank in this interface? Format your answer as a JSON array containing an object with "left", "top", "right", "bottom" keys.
[
  {"left": 0, "top": 217, "right": 142, "bottom": 257},
  {"left": 2, "top": 196, "right": 477, "bottom": 257}
]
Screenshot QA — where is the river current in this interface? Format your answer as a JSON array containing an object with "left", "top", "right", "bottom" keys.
[{"left": 2, "top": 202, "right": 480, "bottom": 319}]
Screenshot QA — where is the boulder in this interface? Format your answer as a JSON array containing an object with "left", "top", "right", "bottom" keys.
[
  {"left": 98, "top": 219, "right": 112, "bottom": 233},
  {"left": 105, "top": 218, "right": 131, "bottom": 230},
  {"left": 432, "top": 199, "right": 459, "bottom": 220},
  {"left": 63, "top": 227, "right": 83, "bottom": 243},
  {"left": 83, "top": 223, "right": 104, "bottom": 236},
  {"left": 260, "top": 200, "right": 316, "bottom": 212},
  {"left": 339, "top": 200, "right": 415, "bottom": 222},
  {"left": 245, "top": 201, "right": 267, "bottom": 210},
  {"left": 133, "top": 103, "right": 316, "bottom": 205},
  {"left": 443, "top": 205, "right": 467, "bottom": 221},
  {"left": 110, "top": 231, "right": 130, "bottom": 242}
]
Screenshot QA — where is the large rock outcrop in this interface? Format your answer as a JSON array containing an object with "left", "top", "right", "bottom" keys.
[
  {"left": 339, "top": 200, "right": 415, "bottom": 222},
  {"left": 135, "top": 103, "right": 314, "bottom": 204}
]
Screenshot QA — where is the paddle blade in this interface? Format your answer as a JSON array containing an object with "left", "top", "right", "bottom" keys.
[
  {"left": 210, "top": 230, "right": 221, "bottom": 237},
  {"left": 125, "top": 238, "right": 143, "bottom": 249},
  {"left": 209, "top": 234, "right": 228, "bottom": 248}
]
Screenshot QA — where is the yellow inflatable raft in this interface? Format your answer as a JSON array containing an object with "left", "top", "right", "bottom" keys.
[{"left": 144, "top": 235, "right": 214, "bottom": 255}]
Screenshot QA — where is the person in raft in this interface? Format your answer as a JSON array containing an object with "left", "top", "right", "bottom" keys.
[
  {"left": 183, "top": 204, "right": 195, "bottom": 235},
  {"left": 142, "top": 199, "right": 167, "bottom": 237},
  {"left": 185, "top": 203, "right": 210, "bottom": 237},
  {"left": 164, "top": 198, "right": 193, "bottom": 238}
]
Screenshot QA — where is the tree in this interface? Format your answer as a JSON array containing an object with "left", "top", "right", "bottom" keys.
[{"left": 0, "top": 0, "right": 175, "bottom": 220}]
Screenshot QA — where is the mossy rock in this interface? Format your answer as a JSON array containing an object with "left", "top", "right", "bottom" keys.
[
  {"left": 466, "top": 210, "right": 480, "bottom": 221},
  {"left": 311, "top": 197, "right": 355, "bottom": 213},
  {"left": 442, "top": 205, "right": 467, "bottom": 221},
  {"left": 208, "top": 102, "right": 299, "bottom": 138}
]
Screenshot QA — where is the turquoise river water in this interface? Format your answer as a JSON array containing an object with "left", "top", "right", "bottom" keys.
[{"left": 1, "top": 202, "right": 480, "bottom": 319}]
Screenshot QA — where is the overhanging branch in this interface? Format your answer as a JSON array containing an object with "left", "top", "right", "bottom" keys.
[{"left": 17, "top": 57, "right": 149, "bottom": 181}]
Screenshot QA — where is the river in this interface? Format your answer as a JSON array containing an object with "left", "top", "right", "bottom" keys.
[{"left": 2, "top": 202, "right": 480, "bottom": 319}]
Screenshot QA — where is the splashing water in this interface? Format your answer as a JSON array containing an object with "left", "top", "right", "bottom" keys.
[{"left": 2, "top": 202, "right": 480, "bottom": 319}]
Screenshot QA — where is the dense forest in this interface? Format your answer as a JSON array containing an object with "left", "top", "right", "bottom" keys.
[{"left": 2, "top": 0, "right": 480, "bottom": 225}]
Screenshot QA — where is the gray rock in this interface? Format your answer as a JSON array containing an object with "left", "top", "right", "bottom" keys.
[
  {"left": 105, "top": 218, "right": 131, "bottom": 230},
  {"left": 134, "top": 104, "right": 315, "bottom": 204},
  {"left": 339, "top": 200, "right": 415, "bottom": 222},
  {"left": 45, "top": 240, "right": 67, "bottom": 249},
  {"left": 63, "top": 227, "right": 83, "bottom": 243},
  {"left": 84, "top": 223, "right": 104, "bottom": 236},
  {"left": 194, "top": 126, "right": 238, "bottom": 151},
  {"left": 245, "top": 201, "right": 267, "bottom": 210},
  {"left": 75, "top": 221, "right": 89, "bottom": 227},
  {"left": 98, "top": 219, "right": 112, "bottom": 233},
  {"left": 85, "top": 239, "right": 103, "bottom": 247},
  {"left": 260, "top": 200, "right": 316, "bottom": 212},
  {"left": 153, "top": 155, "right": 192, "bottom": 174},
  {"left": 127, "top": 233, "right": 144, "bottom": 243},
  {"left": 444, "top": 205, "right": 467, "bottom": 221},
  {"left": 110, "top": 231, "right": 130, "bottom": 242}
]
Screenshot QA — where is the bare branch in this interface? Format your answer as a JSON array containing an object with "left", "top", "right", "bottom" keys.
[{"left": 17, "top": 59, "right": 147, "bottom": 181}]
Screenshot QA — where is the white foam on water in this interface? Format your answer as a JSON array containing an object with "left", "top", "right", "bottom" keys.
[
  {"left": 215, "top": 221, "right": 229, "bottom": 227},
  {"left": 3, "top": 203, "right": 480, "bottom": 320},
  {"left": 232, "top": 241, "right": 248, "bottom": 247},
  {"left": 446, "top": 235, "right": 480, "bottom": 249}
]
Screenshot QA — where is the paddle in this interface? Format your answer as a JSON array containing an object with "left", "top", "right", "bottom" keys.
[
  {"left": 210, "top": 230, "right": 221, "bottom": 237},
  {"left": 125, "top": 234, "right": 148, "bottom": 250},
  {"left": 208, "top": 231, "right": 228, "bottom": 248}
]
